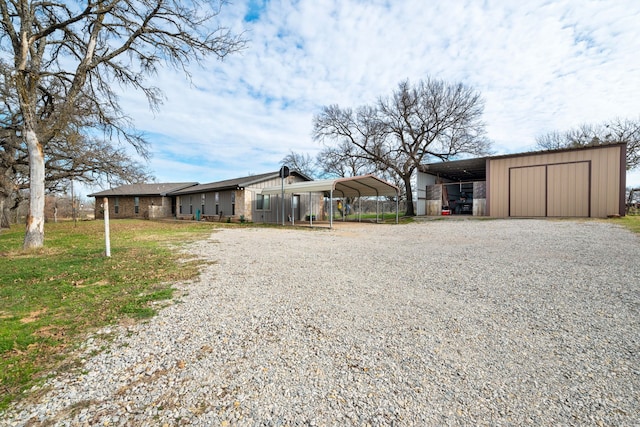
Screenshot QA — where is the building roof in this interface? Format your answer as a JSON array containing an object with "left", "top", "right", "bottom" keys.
[
  {"left": 168, "top": 170, "right": 312, "bottom": 195},
  {"left": 419, "top": 157, "right": 488, "bottom": 181},
  {"left": 88, "top": 182, "right": 198, "bottom": 197},
  {"left": 260, "top": 174, "right": 400, "bottom": 198},
  {"left": 418, "top": 142, "right": 627, "bottom": 182}
]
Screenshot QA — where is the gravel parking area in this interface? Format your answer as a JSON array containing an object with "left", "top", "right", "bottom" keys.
[{"left": 2, "top": 219, "right": 639, "bottom": 426}]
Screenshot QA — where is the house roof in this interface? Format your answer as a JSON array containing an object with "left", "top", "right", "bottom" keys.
[
  {"left": 88, "top": 182, "right": 198, "bottom": 197},
  {"left": 168, "top": 170, "right": 312, "bottom": 195},
  {"left": 260, "top": 174, "right": 400, "bottom": 198}
]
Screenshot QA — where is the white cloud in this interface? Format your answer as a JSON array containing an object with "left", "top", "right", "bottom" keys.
[{"left": 112, "top": 0, "right": 640, "bottom": 187}]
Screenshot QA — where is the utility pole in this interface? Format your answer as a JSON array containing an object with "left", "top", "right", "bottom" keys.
[{"left": 279, "top": 165, "right": 289, "bottom": 225}]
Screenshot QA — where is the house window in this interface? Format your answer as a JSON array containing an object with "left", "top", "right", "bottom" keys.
[
  {"left": 179, "top": 197, "right": 183, "bottom": 214},
  {"left": 189, "top": 196, "right": 193, "bottom": 215},
  {"left": 257, "top": 194, "right": 270, "bottom": 210},
  {"left": 201, "top": 194, "right": 205, "bottom": 215},
  {"left": 134, "top": 197, "right": 139, "bottom": 214},
  {"left": 114, "top": 197, "right": 119, "bottom": 214},
  {"left": 215, "top": 192, "right": 219, "bottom": 215}
]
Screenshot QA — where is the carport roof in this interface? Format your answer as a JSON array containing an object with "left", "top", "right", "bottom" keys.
[
  {"left": 261, "top": 174, "right": 399, "bottom": 198},
  {"left": 419, "top": 157, "right": 488, "bottom": 181}
]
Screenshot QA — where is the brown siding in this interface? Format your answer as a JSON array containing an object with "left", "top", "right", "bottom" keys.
[
  {"left": 176, "top": 191, "right": 237, "bottom": 220},
  {"left": 489, "top": 144, "right": 623, "bottom": 218},
  {"left": 174, "top": 176, "right": 314, "bottom": 221}
]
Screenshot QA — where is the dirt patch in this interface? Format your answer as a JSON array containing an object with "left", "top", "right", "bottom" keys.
[{"left": 20, "top": 308, "right": 48, "bottom": 324}]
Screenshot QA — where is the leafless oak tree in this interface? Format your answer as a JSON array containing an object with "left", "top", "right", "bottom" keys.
[
  {"left": 1, "top": 66, "right": 153, "bottom": 229},
  {"left": 536, "top": 118, "right": 640, "bottom": 171},
  {"left": 280, "top": 150, "right": 318, "bottom": 179},
  {"left": 316, "top": 140, "right": 378, "bottom": 179},
  {"left": 0, "top": 0, "right": 245, "bottom": 248},
  {"left": 313, "top": 78, "right": 492, "bottom": 216}
]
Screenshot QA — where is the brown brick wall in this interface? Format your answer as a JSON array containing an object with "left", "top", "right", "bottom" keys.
[{"left": 94, "top": 196, "right": 169, "bottom": 219}]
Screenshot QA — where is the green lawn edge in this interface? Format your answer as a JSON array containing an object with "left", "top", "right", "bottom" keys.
[{"left": 0, "top": 219, "right": 217, "bottom": 412}]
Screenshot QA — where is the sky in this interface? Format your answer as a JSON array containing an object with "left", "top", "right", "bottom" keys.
[{"left": 94, "top": 0, "right": 640, "bottom": 194}]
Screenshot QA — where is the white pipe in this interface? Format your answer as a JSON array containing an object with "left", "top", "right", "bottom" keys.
[{"left": 103, "top": 197, "right": 111, "bottom": 257}]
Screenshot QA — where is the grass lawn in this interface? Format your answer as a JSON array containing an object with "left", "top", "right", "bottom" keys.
[
  {"left": 613, "top": 214, "right": 640, "bottom": 234},
  {"left": 0, "top": 219, "right": 216, "bottom": 412}
]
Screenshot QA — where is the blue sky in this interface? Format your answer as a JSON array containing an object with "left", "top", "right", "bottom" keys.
[{"left": 94, "top": 0, "right": 640, "bottom": 194}]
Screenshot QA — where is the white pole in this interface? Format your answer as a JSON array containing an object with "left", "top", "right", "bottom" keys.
[
  {"left": 71, "top": 179, "right": 77, "bottom": 227},
  {"left": 281, "top": 176, "right": 285, "bottom": 226},
  {"left": 329, "top": 190, "right": 333, "bottom": 229},
  {"left": 103, "top": 197, "right": 111, "bottom": 257}
]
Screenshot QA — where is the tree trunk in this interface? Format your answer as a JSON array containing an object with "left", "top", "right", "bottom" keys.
[
  {"left": 23, "top": 129, "right": 46, "bottom": 249},
  {"left": 0, "top": 197, "right": 9, "bottom": 229},
  {"left": 403, "top": 174, "right": 416, "bottom": 216}
]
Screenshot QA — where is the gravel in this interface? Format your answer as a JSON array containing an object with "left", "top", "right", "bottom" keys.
[{"left": 2, "top": 219, "right": 639, "bottom": 426}]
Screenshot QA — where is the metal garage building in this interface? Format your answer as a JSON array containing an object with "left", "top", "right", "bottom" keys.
[{"left": 418, "top": 143, "right": 627, "bottom": 218}]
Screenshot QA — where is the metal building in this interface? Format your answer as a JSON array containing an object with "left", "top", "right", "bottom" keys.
[{"left": 418, "top": 143, "right": 627, "bottom": 218}]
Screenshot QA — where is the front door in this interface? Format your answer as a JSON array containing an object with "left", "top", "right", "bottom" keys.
[{"left": 292, "top": 195, "right": 300, "bottom": 221}]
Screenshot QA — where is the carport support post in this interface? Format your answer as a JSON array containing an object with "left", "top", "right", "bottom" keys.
[
  {"left": 309, "top": 191, "right": 313, "bottom": 226},
  {"left": 329, "top": 190, "right": 333, "bottom": 229}
]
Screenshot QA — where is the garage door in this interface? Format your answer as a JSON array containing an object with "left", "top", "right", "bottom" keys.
[
  {"left": 509, "top": 166, "right": 546, "bottom": 217},
  {"left": 509, "top": 162, "right": 590, "bottom": 217},
  {"left": 547, "top": 162, "right": 589, "bottom": 217}
]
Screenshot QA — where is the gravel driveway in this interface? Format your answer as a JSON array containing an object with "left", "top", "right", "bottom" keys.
[{"left": 2, "top": 219, "right": 639, "bottom": 426}]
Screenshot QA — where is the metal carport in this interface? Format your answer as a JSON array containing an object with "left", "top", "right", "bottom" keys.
[{"left": 260, "top": 174, "right": 400, "bottom": 228}]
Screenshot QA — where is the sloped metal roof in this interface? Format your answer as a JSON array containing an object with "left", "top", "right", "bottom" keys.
[
  {"left": 418, "top": 142, "right": 628, "bottom": 182},
  {"left": 261, "top": 174, "right": 399, "bottom": 197},
  {"left": 88, "top": 182, "right": 198, "bottom": 197},
  {"left": 168, "top": 170, "right": 312, "bottom": 195},
  {"left": 419, "top": 157, "right": 488, "bottom": 181}
]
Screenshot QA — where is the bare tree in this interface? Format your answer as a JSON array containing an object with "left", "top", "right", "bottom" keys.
[
  {"left": 313, "top": 78, "right": 492, "bottom": 216},
  {"left": 0, "top": 130, "right": 153, "bottom": 228},
  {"left": 0, "top": 0, "right": 246, "bottom": 248},
  {"left": 536, "top": 118, "right": 640, "bottom": 170},
  {"left": 280, "top": 150, "right": 318, "bottom": 179},
  {"left": 1, "top": 68, "right": 153, "bottom": 229},
  {"left": 316, "top": 140, "right": 377, "bottom": 178}
]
